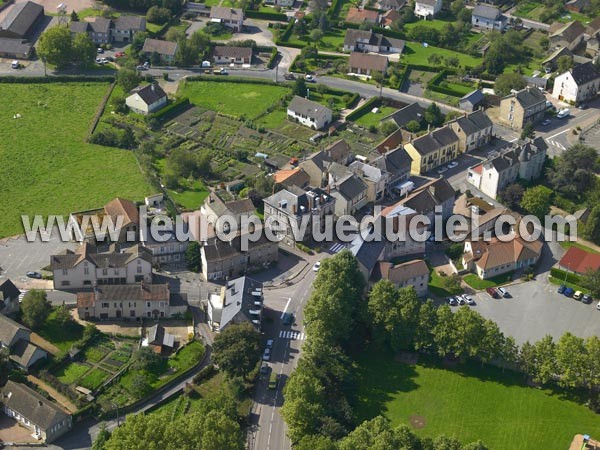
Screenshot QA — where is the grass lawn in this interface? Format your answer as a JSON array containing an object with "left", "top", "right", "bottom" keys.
[
  {"left": 428, "top": 269, "right": 463, "bottom": 298},
  {"left": 256, "top": 108, "right": 288, "bottom": 129},
  {"left": 56, "top": 362, "right": 89, "bottom": 385},
  {"left": 37, "top": 310, "right": 84, "bottom": 353},
  {"left": 79, "top": 368, "right": 110, "bottom": 390},
  {"left": 0, "top": 83, "right": 151, "bottom": 238},
  {"left": 354, "top": 350, "right": 600, "bottom": 450},
  {"left": 179, "top": 80, "right": 289, "bottom": 120},
  {"left": 168, "top": 340, "right": 205, "bottom": 373},
  {"left": 154, "top": 160, "right": 209, "bottom": 211},
  {"left": 354, "top": 106, "right": 397, "bottom": 128},
  {"left": 401, "top": 42, "right": 481, "bottom": 68},
  {"left": 463, "top": 272, "right": 514, "bottom": 290},
  {"left": 559, "top": 241, "right": 600, "bottom": 254}
]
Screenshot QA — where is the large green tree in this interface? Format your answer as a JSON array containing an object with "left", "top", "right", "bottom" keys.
[
  {"left": 521, "top": 186, "right": 552, "bottom": 219},
  {"left": 212, "top": 322, "right": 261, "bottom": 379},
  {"left": 72, "top": 33, "right": 96, "bottom": 66},
  {"left": 38, "top": 26, "right": 73, "bottom": 69},
  {"left": 494, "top": 73, "right": 526, "bottom": 97},
  {"left": 21, "top": 290, "right": 51, "bottom": 330},
  {"left": 581, "top": 269, "right": 600, "bottom": 299},
  {"left": 116, "top": 67, "right": 142, "bottom": 94}
]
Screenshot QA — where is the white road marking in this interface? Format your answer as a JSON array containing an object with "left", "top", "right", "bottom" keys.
[
  {"left": 280, "top": 297, "right": 291, "bottom": 319},
  {"left": 508, "top": 137, "right": 518, "bottom": 143},
  {"left": 547, "top": 128, "right": 570, "bottom": 140}
]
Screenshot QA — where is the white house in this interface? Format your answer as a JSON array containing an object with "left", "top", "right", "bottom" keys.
[
  {"left": 210, "top": 6, "right": 244, "bottom": 32},
  {"left": 287, "top": 95, "right": 332, "bottom": 130},
  {"left": 414, "top": 0, "right": 442, "bottom": 19},
  {"left": 552, "top": 62, "right": 600, "bottom": 104},
  {"left": 126, "top": 83, "right": 168, "bottom": 115},
  {"left": 471, "top": 5, "right": 506, "bottom": 31},
  {"left": 213, "top": 45, "right": 252, "bottom": 65}
]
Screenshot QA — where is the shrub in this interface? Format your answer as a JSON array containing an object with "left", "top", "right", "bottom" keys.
[{"left": 147, "top": 6, "right": 172, "bottom": 25}]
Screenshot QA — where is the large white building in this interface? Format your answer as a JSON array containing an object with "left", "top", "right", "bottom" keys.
[
  {"left": 126, "top": 83, "right": 168, "bottom": 115},
  {"left": 552, "top": 62, "right": 600, "bottom": 105},
  {"left": 414, "top": 0, "right": 442, "bottom": 19},
  {"left": 287, "top": 96, "right": 332, "bottom": 130}
]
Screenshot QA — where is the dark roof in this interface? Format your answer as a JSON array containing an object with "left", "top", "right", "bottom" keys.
[
  {"left": 51, "top": 243, "right": 152, "bottom": 270},
  {"left": 147, "top": 324, "right": 175, "bottom": 347},
  {"left": 587, "top": 16, "right": 600, "bottom": 35},
  {"left": 129, "top": 83, "right": 167, "bottom": 105},
  {"left": 210, "top": 6, "right": 243, "bottom": 20},
  {"left": 349, "top": 52, "right": 388, "bottom": 72},
  {"left": 336, "top": 175, "right": 367, "bottom": 200},
  {"left": 10, "top": 339, "right": 45, "bottom": 367},
  {"left": 460, "top": 89, "right": 484, "bottom": 106},
  {"left": 114, "top": 15, "right": 146, "bottom": 31},
  {"left": 485, "top": 137, "right": 546, "bottom": 172},
  {"left": 142, "top": 38, "right": 178, "bottom": 56},
  {"left": 0, "top": 1, "right": 43, "bottom": 38},
  {"left": 450, "top": 110, "right": 493, "bottom": 135},
  {"left": 0, "top": 279, "right": 20, "bottom": 305},
  {"left": 372, "top": 146, "right": 412, "bottom": 175},
  {"left": 77, "top": 284, "right": 170, "bottom": 307},
  {"left": 208, "top": 276, "right": 262, "bottom": 331},
  {"left": 568, "top": 62, "right": 600, "bottom": 85},
  {"left": 383, "top": 102, "right": 424, "bottom": 128},
  {"left": 288, "top": 95, "right": 331, "bottom": 119},
  {"left": 344, "top": 29, "right": 404, "bottom": 51},
  {"left": 550, "top": 20, "right": 585, "bottom": 43},
  {"left": 69, "top": 21, "right": 90, "bottom": 33},
  {"left": 1, "top": 381, "right": 69, "bottom": 430},
  {"left": 325, "top": 139, "right": 352, "bottom": 162},
  {"left": 214, "top": 45, "right": 252, "bottom": 59},
  {"left": 0, "top": 313, "right": 29, "bottom": 347},
  {"left": 472, "top": 4, "right": 502, "bottom": 20},
  {"left": 410, "top": 126, "right": 459, "bottom": 155},
  {"left": 90, "top": 17, "right": 111, "bottom": 34},
  {"left": 202, "top": 232, "right": 275, "bottom": 262},
  {"left": 399, "top": 177, "right": 455, "bottom": 214},
  {"left": 349, "top": 235, "right": 385, "bottom": 274},
  {"left": 508, "top": 87, "right": 546, "bottom": 109}
]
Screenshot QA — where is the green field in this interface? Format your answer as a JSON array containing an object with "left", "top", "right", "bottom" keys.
[
  {"left": 401, "top": 43, "right": 481, "bottom": 68},
  {"left": 354, "top": 106, "right": 397, "bottom": 128},
  {"left": 463, "top": 272, "right": 513, "bottom": 290},
  {"left": 37, "top": 309, "right": 84, "bottom": 353},
  {"left": 0, "top": 83, "right": 151, "bottom": 238},
  {"left": 428, "top": 269, "right": 463, "bottom": 297},
  {"left": 56, "top": 362, "right": 90, "bottom": 385},
  {"left": 355, "top": 351, "right": 600, "bottom": 450},
  {"left": 79, "top": 368, "right": 110, "bottom": 390},
  {"left": 179, "top": 80, "right": 289, "bottom": 119}
]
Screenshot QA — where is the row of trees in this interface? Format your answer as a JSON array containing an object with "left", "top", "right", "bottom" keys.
[{"left": 38, "top": 26, "right": 97, "bottom": 69}]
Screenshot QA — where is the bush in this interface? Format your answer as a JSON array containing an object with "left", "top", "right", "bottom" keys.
[
  {"left": 146, "top": 6, "right": 172, "bottom": 25},
  {"left": 192, "top": 364, "right": 216, "bottom": 384},
  {"left": 550, "top": 267, "right": 582, "bottom": 285}
]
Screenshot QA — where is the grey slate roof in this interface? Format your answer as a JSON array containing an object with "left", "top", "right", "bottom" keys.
[
  {"left": 336, "top": 175, "right": 368, "bottom": 200},
  {"left": 371, "top": 146, "right": 412, "bottom": 175},
  {"left": 1, "top": 381, "right": 70, "bottom": 431},
  {"left": 90, "top": 17, "right": 111, "bottom": 34},
  {"left": 288, "top": 95, "right": 331, "bottom": 119},
  {"left": 209, "top": 276, "right": 262, "bottom": 331},
  {"left": 399, "top": 177, "right": 455, "bottom": 215},
  {"left": 349, "top": 234, "right": 385, "bottom": 274},
  {"left": 147, "top": 324, "right": 175, "bottom": 347},
  {"left": 509, "top": 87, "right": 546, "bottom": 109},
  {"left": 0, "top": 313, "right": 29, "bottom": 347},
  {"left": 214, "top": 45, "right": 252, "bottom": 59},
  {"left": 383, "top": 102, "right": 425, "bottom": 128},
  {"left": 568, "top": 62, "right": 600, "bottom": 85},
  {"left": 410, "top": 126, "right": 459, "bottom": 155},
  {"left": 0, "top": 279, "right": 20, "bottom": 306},
  {"left": 451, "top": 110, "right": 493, "bottom": 136},
  {"left": 460, "top": 89, "right": 484, "bottom": 106},
  {"left": 210, "top": 6, "right": 243, "bottom": 20},
  {"left": 69, "top": 21, "right": 90, "bottom": 33},
  {"left": 129, "top": 83, "right": 167, "bottom": 106},
  {"left": 77, "top": 284, "right": 170, "bottom": 306},
  {"left": 0, "top": 1, "right": 43, "bottom": 38},
  {"left": 349, "top": 52, "right": 388, "bottom": 72},
  {"left": 10, "top": 339, "right": 45, "bottom": 367},
  {"left": 485, "top": 137, "right": 547, "bottom": 173},
  {"left": 142, "top": 38, "right": 178, "bottom": 56},
  {"left": 51, "top": 243, "right": 152, "bottom": 270},
  {"left": 472, "top": 4, "right": 502, "bottom": 20},
  {"left": 114, "top": 15, "right": 146, "bottom": 31}
]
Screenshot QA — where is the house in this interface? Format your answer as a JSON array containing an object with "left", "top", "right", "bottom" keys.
[
  {"left": 201, "top": 192, "right": 255, "bottom": 229},
  {"left": 141, "top": 38, "right": 178, "bottom": 63},
  {"left": 586, "top": 17, "right": 600, "bottom": 37},
  {"left": 348, "top": 52, "right": 388, "bottom": 76},
  {"left": 274, "top": 168, "right": 311, "bottom": 190},
  {"left": 549, "top": 20, "right": 585, "bottom": 51},
  {"left": 213, "top": 45, "right": 252, "bottom": 64},
  {"left": 324, "top": 139, "right": 353, "bottom": 165},
  {"left": 377, "top": 0, "right": 405, "bottom": 10},
  {"left": 498, "top": 87, "right": 546, "bottom": 130},
  {"left": 471, "top": 5, "right": 506, "bottom": 31},
  {"left": 210, "top": 6, "right": 244, "bottom": 32},
  {"left": 298, "top": 151, "right": 333, "bottom": 187},
  {"left": 287, "top": 96, "right": 332, "bottom": 130},
  {"left": 1, "top": 381, "right": 72, "bottom": 443},
  {"left": 51, "top": 243, "right": 153, "bottom": 290},
  {"left": 200, "top": 232, "right": 278, "bottom": 281},
  {"left": 113, "top": 15, "right": 146, "bottom": 43},
  {"left": 566, "top": 0, "right": 590, "bottom": 13},
  {"left": 459, "top": 89, "right": 485, "bottom": 112},
  {"left": 329, "top": 170, "right": 369, "bottom": 216},
  {"left": 343, "top": 29, "right": 405, "bottom": 54},
  {"left": 0, "top": 314, "right": 47, "bottom": 370},
  {"left": 552, "top": 62, "right": 600, "bottom": 104},
  {"left": 0, "top": 38, "right": 33, "bottom": 59},
  {"left": 391, "top": 176, "right": 455, "bottom": 222},
  {"left": 346, "top": 7, "right": 380, "bottom": 25},
  {"left": 264, "top": 0, "right": 294, "bottom": 7},
  {"left": 76, "top": 283, "right": 187, "bottom": 320},
  {"left": 414, "top": 0, "right": 442, "bottom": 19},
  {"left": 126, "top": 83, "right": 168, "bottom": 115},
  {"left": 370, "top": 146, "right": 412, "bottom": 196},
  {"left": 446, "top": 110, "right": 493, "bottom": 153},
  {"left": 141, "top": 229, "right": 189, "bottom": 269},
  {"left": 0, "top": 279, "right": 20, "bottom": 316},
  {"left": 466, "top": 138, "right": 547, "bottom": 199},
  {"left": 69, "top": 18, "right": 111, "bottom": 44},
  {"left": 382, "top": 102, "right": 425, "bottom": 129},
  {"left": 70, "top": 197, "right": 140, "bottom": 244},
  {"left": 403, "top": 126, "right": 460, "bottom": 175},
  {"left": 524, "top": 76, "right": 549, "bottom": 91},
  {"left": 349, "top": 160, "right": 388, "bottom": 202},
  {"left": 558, "top": 246, "right": 600, "bottom": 275},
  {"left": 381, "top": 9, "right": 401, "bottom": 27},
  {"left": 586, "top": 34, "right": 600, "bottom": 58},
  {"left": 207, "top": 276, "right": 263, "bottom": 331},
  {"left": 263, "top": 186, "right": 336, "bottom": 247},
  {"left": 0, "top": 1, "right": 44, "bottom": 39},
  {"left": 371, "top": 259, "right": 429, "bottom": 296},
  {"left": 462, "top": 235, "right": 542, "bottom": 279},
  {"left": 145, "top": 323, "right": 176, "bottom": 353}
]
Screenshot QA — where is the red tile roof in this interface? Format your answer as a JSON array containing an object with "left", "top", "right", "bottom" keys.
[{"left": 558, "top": 246, "right": 600, "bottom": 274}]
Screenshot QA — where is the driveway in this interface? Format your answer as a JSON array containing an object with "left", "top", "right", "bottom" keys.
[{"left": 0, "top": 414, "right": 36, "bottom": 444}]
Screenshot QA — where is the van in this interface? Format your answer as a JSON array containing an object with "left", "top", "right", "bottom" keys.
[{"left": 11, "top": 60, "right": 19, "bottom": 69}]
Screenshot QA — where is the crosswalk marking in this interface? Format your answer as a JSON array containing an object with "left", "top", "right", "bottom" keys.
[
  {"left": 548, "top": 140, "right": 566, "bottom": 150},
  {"left": 329, "top": 243, "right": 346, "bottom": 253},
  {"left": 278, "top": 330, "right": 305, "bottom": 340}
]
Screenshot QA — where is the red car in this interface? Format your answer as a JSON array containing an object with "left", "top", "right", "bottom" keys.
[
  {"left": 115, "top": 52, "right": 126, "bottom": 58},
  {"left": 486, "top": 287, "right": 499, "bottom": 298}
]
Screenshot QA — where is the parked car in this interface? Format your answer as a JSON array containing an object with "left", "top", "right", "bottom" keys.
[
  {"left": 597, "top": 300, "right": 600, "bottom": 310},
  {"left": 97, "top": 47, "right": 104, "bottom": 54},
  {"left": 282, "top": 313, "right": 294, "bottom": 326},
  {"left": 563, "top": 287, "right": 574, "bottom": 297},
  {"left": 457, "top": 296, "right": 466, "bottom": 306},
  {"left": 313, "top": 261, "right": 321, "bottom": 272},
  {"left": 558, "top": 284, "right": 566, "bottom": 294},
  {"left": 573, "top": 290, "right": 583, "bottom": 301},
  {"left": 447, "top": 161, "right": 459, "bottom": 169},
  {"left": 542, "top": 119, "right": 551, "bottom": 126},
  {"left": 136, "top": 65, "right": 147, "bottom": 71},
  {"left": 268, "top": 372, "right": 278, "bottom": 390},
  {"left": 305, "top": 74, "right": 315, "bottom": 82},
  {"left": 556, "top": 108, "right": 570, "bottom": 119},
  {"left": 582, "top": 294, "right": 592, "bottom": 304},
  {"left": 115, "top": 51, "right": 126, "bottom": 57},
  {"left": 486, "top": 287, "right": 499, "bottom": 298},
  {"left": 497, "top": 287, "right": 509, "bottom": 298},
  {"left": 262, "top": 348, "right": 271, "bottom": 361},
  {"left": 11, "top": 60, "right": 20, "bottom": 69},
  {"left": 260, "top": 363, "right": 270, "bottom": 375},
  {"left": 437, "top": 166, "right": 448, "bottom": 174},
  {"left": 463, "top": 294, "right": 475, "bottom": 305},
  {"left": 26, "top": 271, "right": 42, "bottom": 279},
  {"left": 266, "top": 339, "right": 273, "bottom": 349},
  {"left": 284, "top": 73, "right": 296, "bottom": 80},
  {"left": 448, "top": 297, "right": 458, "bottom": 306}
]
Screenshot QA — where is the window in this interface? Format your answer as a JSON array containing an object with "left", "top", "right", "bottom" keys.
[
  {"left": 147, "top": 302, "right": 151, "bottom": 307},
  {"left": 101, "top": 303, "right": 109, "bottom": 308},
  {"left": 62, "top": 269, "right": 68, "bottom": 276},
  {"left": 102, "top": 269, "right": 108, "bottom": 275},
  {"left": 137, "top": 266, "right": 142, "bottom": 274},
  {"left": 84, "top": 267, "right": 89, "bottom": 275}
]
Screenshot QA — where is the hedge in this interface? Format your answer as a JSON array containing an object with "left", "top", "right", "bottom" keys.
[
  {"left": 245, "top": 9, "right": 288, "bottom": 21},
  {"left": 277, "top": 19, "right": 295, "bottom": 43},
  {"left": 0, "top": 75, "right": 115, "bottom": 83},
  {"left": 328, "top": 0, "right": 343, "bottom": 18},
  {"left": 346, "top": 96, "right": 381, "bottom": 122},
  {"left": 550, "top": 267, "right": 584, "bottom": 286},
  {"left": 147, "top": 97, "right": 190, "bottom": 121},
  {"left": 266, "top": 47, "right": 278, "bottom": 69}
]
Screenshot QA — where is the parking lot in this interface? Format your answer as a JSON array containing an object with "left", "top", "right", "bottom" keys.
[{"left": 458, "top": 275, "right": 600, "bottom": 345}]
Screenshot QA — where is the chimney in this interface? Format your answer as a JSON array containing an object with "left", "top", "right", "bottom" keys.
[{"left": 293, "top": 204, "right": 297, "bottom": 214}]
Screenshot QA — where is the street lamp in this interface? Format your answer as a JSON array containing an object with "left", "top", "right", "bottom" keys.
[{"left": 564, "top": 263, "right": 570, "bottom": 284}]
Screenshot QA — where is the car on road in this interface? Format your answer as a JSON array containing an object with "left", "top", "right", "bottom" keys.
[
  {"left": 486, "top": 287, "right": 499, "bottom": 298},
  {"left": 97, "top": 47, "right": 104, "bottom": 54},
  {"left": 11, "top": 60, "right": 20, "bottom": 69},
  {"left": 447, "top": 161, "right": 459, "bottom": 169},
  {"left": 497, "top": 287, "right": 509, "bottom": 298},
  {"left": 573, "top": 290, "right": 583, "bottom": 301},
  {"left": 448, "top": 297, "right": 458, "bottom": 306},
  {"left": 282, "top": 313, "right": 294, "bottom": 326},
  {"left": 268, "top": 372, "right": 278, "bottom": 390},
  {"left": 262, "top": 348, "right": 271, "bottom": 361},
  {"left": 556, "top": 108, "right": 570, "bottom": 119},
  {"left": 437, "top": 166, "right": 448, "bottom": 174},
  {"left": 313, "top": 261, "right": 321, "bottom": 272},
  {"left": 213, "top": 67, "right": 228, "bottom": 75},
  {"left": 136, "top": 65, "right": 148, "bottom": 71},
  {"left": 563, "top": 287, "right": 574, "bottom": 297},
  {"left": 26, "top": 271, "right": 42, "bottom": 279},
  {"left": 463, "top": 294, "right": 475, "bottom": 305},
  {"left": 542, "top": 119, "right": 551, "bottom": 126},
  {"left": 583, "top": 294, "right": 592, "bottom": 304},
  {"left": 305, "top": 74, "right": 315, "bottom": 82},
  {"left": 260, "top": 363, "right": 270, "bottom": 375},
  {"left": 266, "top": 339, "right": 273, "bottom": 349},
  {"left": 558, "top": 284, "right": 566, "bottom": 294},
  {"left": 284, "top": 73, "right": 296, "bottom": 80}
]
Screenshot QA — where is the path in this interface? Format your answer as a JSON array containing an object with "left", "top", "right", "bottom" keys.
[{"left": 27, "top": 375, "right": 78, "bottom": 413}]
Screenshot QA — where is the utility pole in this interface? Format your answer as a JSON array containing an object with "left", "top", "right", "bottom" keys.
[{"left": 275, "top": 64, "right": 278, "bottom": 83}]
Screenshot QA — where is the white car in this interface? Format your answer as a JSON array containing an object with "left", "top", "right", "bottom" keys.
[
  {"left": 556, "top": 108, "right": 570, "bottom": 119},
  {"left": 463, "top": 294, "right": 475, "bottom": 305},
  {"left": 597, "top": 301, "right": 600, "bottom": 310},
  {"left": 11, "top": 60, "right": 20, "bottom": 69},
  {"left": 497, "top": 287, "right": 508, "bottom": 297},
  {"left": 447, "top": 161, "right": 459, "bottom": 169},
  {"left": 262, "top": 348, "right": 271, "bottom": 361},
  {"left": 313, "top": 261, "right": 321, "bottom": 272},
  {"left": 305, "top": 74, "right": 315, "bottom": 82},
  {"left": 266, "top": 339, "right": 274, "bottom": 349}
]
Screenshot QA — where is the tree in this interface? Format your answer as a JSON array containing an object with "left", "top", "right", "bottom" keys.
[
  {"left": 424, "top": 103, "right": 444, "bottom": 127},
  {"left": 521, "top": 186, "right": 552, "bottom": 219},
  {"left": 433, "top": 304, "right": 455, "bottom": 357},
  {"left": 129, "top": 373, "right": 151, "bottom": 398},
  {"left": 450, "top": 0, "right": 464, "bottom": 16},
  {"left": 406, "top": 119, "right": 421, "bottom": 133},
  {"left": 520, "top": 121, "right": 535, "bottom": 140},
  {"left": 557, "top": 55, "right": 574, "bottom": 74},
  {"left": 414, "top": 300, "right": 437, "bottom": 353},
  {"left": 292, "top": 77, "right": 308, "bottom": 97},
  {"left": 582, "top": 206, "right": 600, "bottom": 245},
  {"left": 72, "top": 33, "right": 96, "bottom": 66},
  {"left": 212, "top": 323, "right": 261, "bottom": 378},
  {"left": 70, "top": 10, "right": 79, "bottom": 21},
  {"left": 38, "top": 26, "right": 73, "bottom": 69},
  {"left": 116, "top": 68, "right": 141, "bottom": 93},
  {"left": 531, "top": 335, "right": 557, "bottom": 385},
  {"left": 147, "top": 5, "right": 172, "bottom": 24},
  {"left": 380, "top": 121, "right": 397, "bottom": 136},
  {"left": 21, "top": 290, "right": 51, "bottom": 330},
  {"left": 581, "top": 269, "right": 600, "bottom": 299},
  {"left": 499, "top": 183, "right": 524, "bottom": 210},
  {"left": 131, "top": 347, "right": 163, "bottom": 372},
  {"left": 92, "top": 424, "right": 111, "bottom": 450},
  {"left": 309, "top": 29, "right": 324, "bottom": 43},
  {"left": 555, "top": 332, "right": 586, "bottom": 388},
  {"left": 518, "top": 341, "right": 536, "bottom": 377},
  {"left": 54, "top": 304, "right": 72, "bottom": 327},
  {"left": 494, "top": 73, "right": 526, "bottom": 97},
  {"left": 442, "top": 273, "right": 462, "bottom": 293},
  {"left": 546, "top": 144, "right": 599, "bottom": 196},
  {"left": 185, "top": 241, "right": 201, "bottom": 272},
  {"left": 295, "top": 435, "right": 337, "bottom": 450}
]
